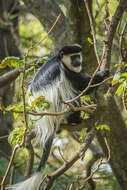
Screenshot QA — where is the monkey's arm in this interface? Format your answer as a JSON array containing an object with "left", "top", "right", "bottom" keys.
[{"left": 73, "top": 69, "right": 109, "bottom": 93}]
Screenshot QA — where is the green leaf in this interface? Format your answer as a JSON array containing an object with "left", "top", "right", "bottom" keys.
[
  {"left": 13, "top": 112, "right": 19, "bottom": 120},
  {"left": 96, "top": 125, "right": 110, "bottom": 131},
  {"left": 80, "top": 129, "right": 86, "bottom": 142},
  {"left": 3, "top": 11, "right": 8, "bottom": 19},
  {"left": 112, "top": 79, "right": 119, "bottom": 86},
  {"left": 81, "top": 95, "right": 94, "bottom": 105},
  {"left": 28, "top": 120, "right": 36, "bottom": 128},
  {"left": 114, "top": 62, "right": 127, "bottom": 68},
  {"left": 8, "top": 127, "right": 25, "bottom": 146},
  {"left": 31, "top": 96, "right": 45, "bottom": 107},
  {"left": 116, "top": 83, "right": 124, "bottom": 96},
  {"left": 8, "top": 133, "right": 14, "bottom": 145},
  {"left": 83, "top": 113, "right": 89, "bottom": 120},
  {"left": 0, "top": 57, "right": 24, "bottom": 69},
  {"left": 87, "top": 37, "right": 93, "bottom": 45},
  {"left": 104, "top": 93, "right": 112, "bottom": 98},
  {"left": 31, "top": 96, "right": 50, "bottom": 110},
  {"left": 121, "top": 73, "right": 127, "bottom": 78},
  {"left": 36, "top": 56, "right": 49, "bottom": 64},
  {"left": 29, "top": 92, "right": 33, "bottom": 97}
]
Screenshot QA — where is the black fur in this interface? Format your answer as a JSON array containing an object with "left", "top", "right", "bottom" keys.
[
  {"left": 7, "top": 45, "right": 109, "bottom": 190},
  {"left": 59, "top": 44, "right": 82, "bottom": 55},
  {"left": 31, "top": 47, "right": 109, "bottom": 126},
  {"left": 36, "top": 135, "right": 53, "bottom": 172},
  {"left": 31, "top": 56, "right": 60, "bottom": 92},
  {"left": 27, "top": 44, "right": 109, "bottom": 189}
]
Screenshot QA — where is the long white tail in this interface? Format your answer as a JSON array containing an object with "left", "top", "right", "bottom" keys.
[
  {"left": 6, "top": 172, "right": 42, "bottom": 190},
  {"left": 6, "top": 135, "right": 54, "bottom": 190}
]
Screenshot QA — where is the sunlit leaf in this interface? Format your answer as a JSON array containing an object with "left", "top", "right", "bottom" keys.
[
  {"left": 116, "top": 83, "right": 124, "bottom": 96},
  {"left": 31, "top": 96, "right": 50, "bottom": 110},
  {"left": 112, "top": 79, "right": 119, "bottom": 86},
  {"left": 96, "top": 124, "right": 110, "bottom": 131},
  {"left": 87, "top": 37, "right": 93, "bottom": 45},
  {"left": 83, "top": 113, "right": 89, "bottom": 120},
  {"left": 104, "top": 93, "right": 112, "bottom": 98},
  {"left": 36, "top": 56, "right": 49, "bottom": 64},
  {"left": 8, "top": 127, "right": 25, "bottom": 146},
  {"left": 0, "top": 57, "right": 24, "bottom": 69},
  {"left": 13, "top": 112, "right": 19, "bottom": 120}
]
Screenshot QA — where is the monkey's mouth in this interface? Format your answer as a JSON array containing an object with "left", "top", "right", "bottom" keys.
[{"left": 72, "top": 61, "right": 81, "bottom": 67}]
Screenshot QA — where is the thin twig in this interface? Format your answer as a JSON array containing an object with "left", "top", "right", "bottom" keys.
[
  {"left": 103, "top": 137, "right": 111, "bottom": 163},
  {"left": 84, "top": 0, "right": 100, "bottom": 65},
  {"left": 58, "top": 146, "right": 68, "bottom": 163},
  {"left": 1, "top": 14, "right": 62, "bottom": 190},
  {"left": 0, "top": 55, "right": 49, "bottom": 88},
  {"left": 1, "top": 144, "right": 21, "bottom": 190},
  {"left": 76, "top": 137, "right": 110, "bottom": 190},
  {"left": 0, "top": 76, "right": 111, "bottom": 120},
  {"left": 122, "top": 90, "right": 127, "bottom": 111},
  {"left": 0, "top": 135, "right": 9, "bottom": 141},
  {"left": 66, "top": 74, "right": 111, "bottom": 104},
  {"left": 0, "top": 101, "right": 97, "bottom": 117},
  {"left": 68, "top": 182, "right": 74, "bottom": 190},
  {"left": 101, "top": 0, "right": 127, "bottom": 70},
  {"left": 9, "top": 166, "right": 15, "bottom": 185},
  {"left": 43, "top": 128, "right": 96, "bottom": 190},
  {"left": 76, "top": 158, "right": 103, "bottom": 190},
  {"left": 1, "top": 50, "right": 27, "bottom": 190},
  {"left": 28, "top": 14, "right": 61, "bottom": 51},
  {"left": 119, "top": 19, "right": 127, "bottom": 61}
]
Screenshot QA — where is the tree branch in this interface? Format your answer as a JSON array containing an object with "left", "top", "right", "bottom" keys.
[
  {"left": 101, "top": 0, "right": 127, "bottom": 70},
  {"left": 22, "top": 0, "right": 66, "bottom": 47},
  {"left": 43, "top": 127, "right": 96, "bottom": 190}
]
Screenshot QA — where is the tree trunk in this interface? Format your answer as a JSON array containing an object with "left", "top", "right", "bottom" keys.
[
  {"left": 66, "top": 0, "right": 97, "bottom": 73},
  {"left": 96, "top": 93, "right": 127, "bottom": 189},
  {"left": 22, "top": 0, "right": 67, "bottom": 48},
  {"left": 67, "top": 1, "right": 127, "bottom": 189},
  {"left": 0, "top": 0, "right": 21, "bottom": 157},
  {"left": 6, "top": 0, "right": 127, "bottom": 189}
]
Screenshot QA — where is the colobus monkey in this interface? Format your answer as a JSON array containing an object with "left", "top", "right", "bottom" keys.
[{"left": 7, "top": 44, "right": 109, "bottom": 190}]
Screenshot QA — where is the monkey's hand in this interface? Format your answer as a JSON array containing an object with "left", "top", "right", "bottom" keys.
[
  {"left": 102, "top": 69, "right": 110, "bottom": 78},
  {"left": 96, "top": 69, "right": 110, "bottom": 79}
]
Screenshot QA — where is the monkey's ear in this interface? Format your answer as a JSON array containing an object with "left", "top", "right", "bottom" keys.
[{"left": 58, "top": 51, "right": 64, "bottom": 59}]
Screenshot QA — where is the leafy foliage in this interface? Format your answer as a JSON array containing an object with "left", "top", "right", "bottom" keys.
[
  {"left": 8, "top": 126, "right": 24, "bottom": 146},
  {"left": 104, "top": 93, "right": 112, "bottom": 98},
  {"left": 96, "top": 124, "right": 110, "bottom": 131},
  {"left": 87, "top": 37, "right": 93, "bottom": 45},
  {"left": 81, "top": 95, "right": 94, "bottom": 105},
  {"left": 1, "top": 1, "right": 127, "bottom": 190},
  {"left": 31, "top": 95, "right": 51, "bottom": 111},
  {"left": 0, "top": 57, "right": 24, "bottom": 69},
  {"left": 7, "top": 95, "right": 50, "bottom": 146},
  {"left": 112, "top": 71, "right": 127, "bottom": 96}
]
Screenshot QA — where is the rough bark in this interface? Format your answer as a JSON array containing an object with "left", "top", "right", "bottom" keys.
[
  {"left": 95, "top": 92, "right": 127, "bottom": 189},
  {"left": 67, "top": 1, "right": 127, "bottom": 189},
  {"left": 2, "top": 0, "right": 127, "bottom": 189},
  {"left": 96, "top": 0, "right": 127, "bottom": 188},
  {"left": 66, "top": 0, "right": 97, "bottom": 73},
  {"left": 22, "top": 0, "right": 67, "bottom": 48},
  {"left": 0, "top": 0, "right": 21, "bottom": 156},
  {"left": 22, "top": 0, "right": 97, "bottom": 72}
]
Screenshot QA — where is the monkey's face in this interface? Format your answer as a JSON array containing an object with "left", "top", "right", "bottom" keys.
[{"left": 61, "top": 53, "right": 82, "bottom": 73}]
